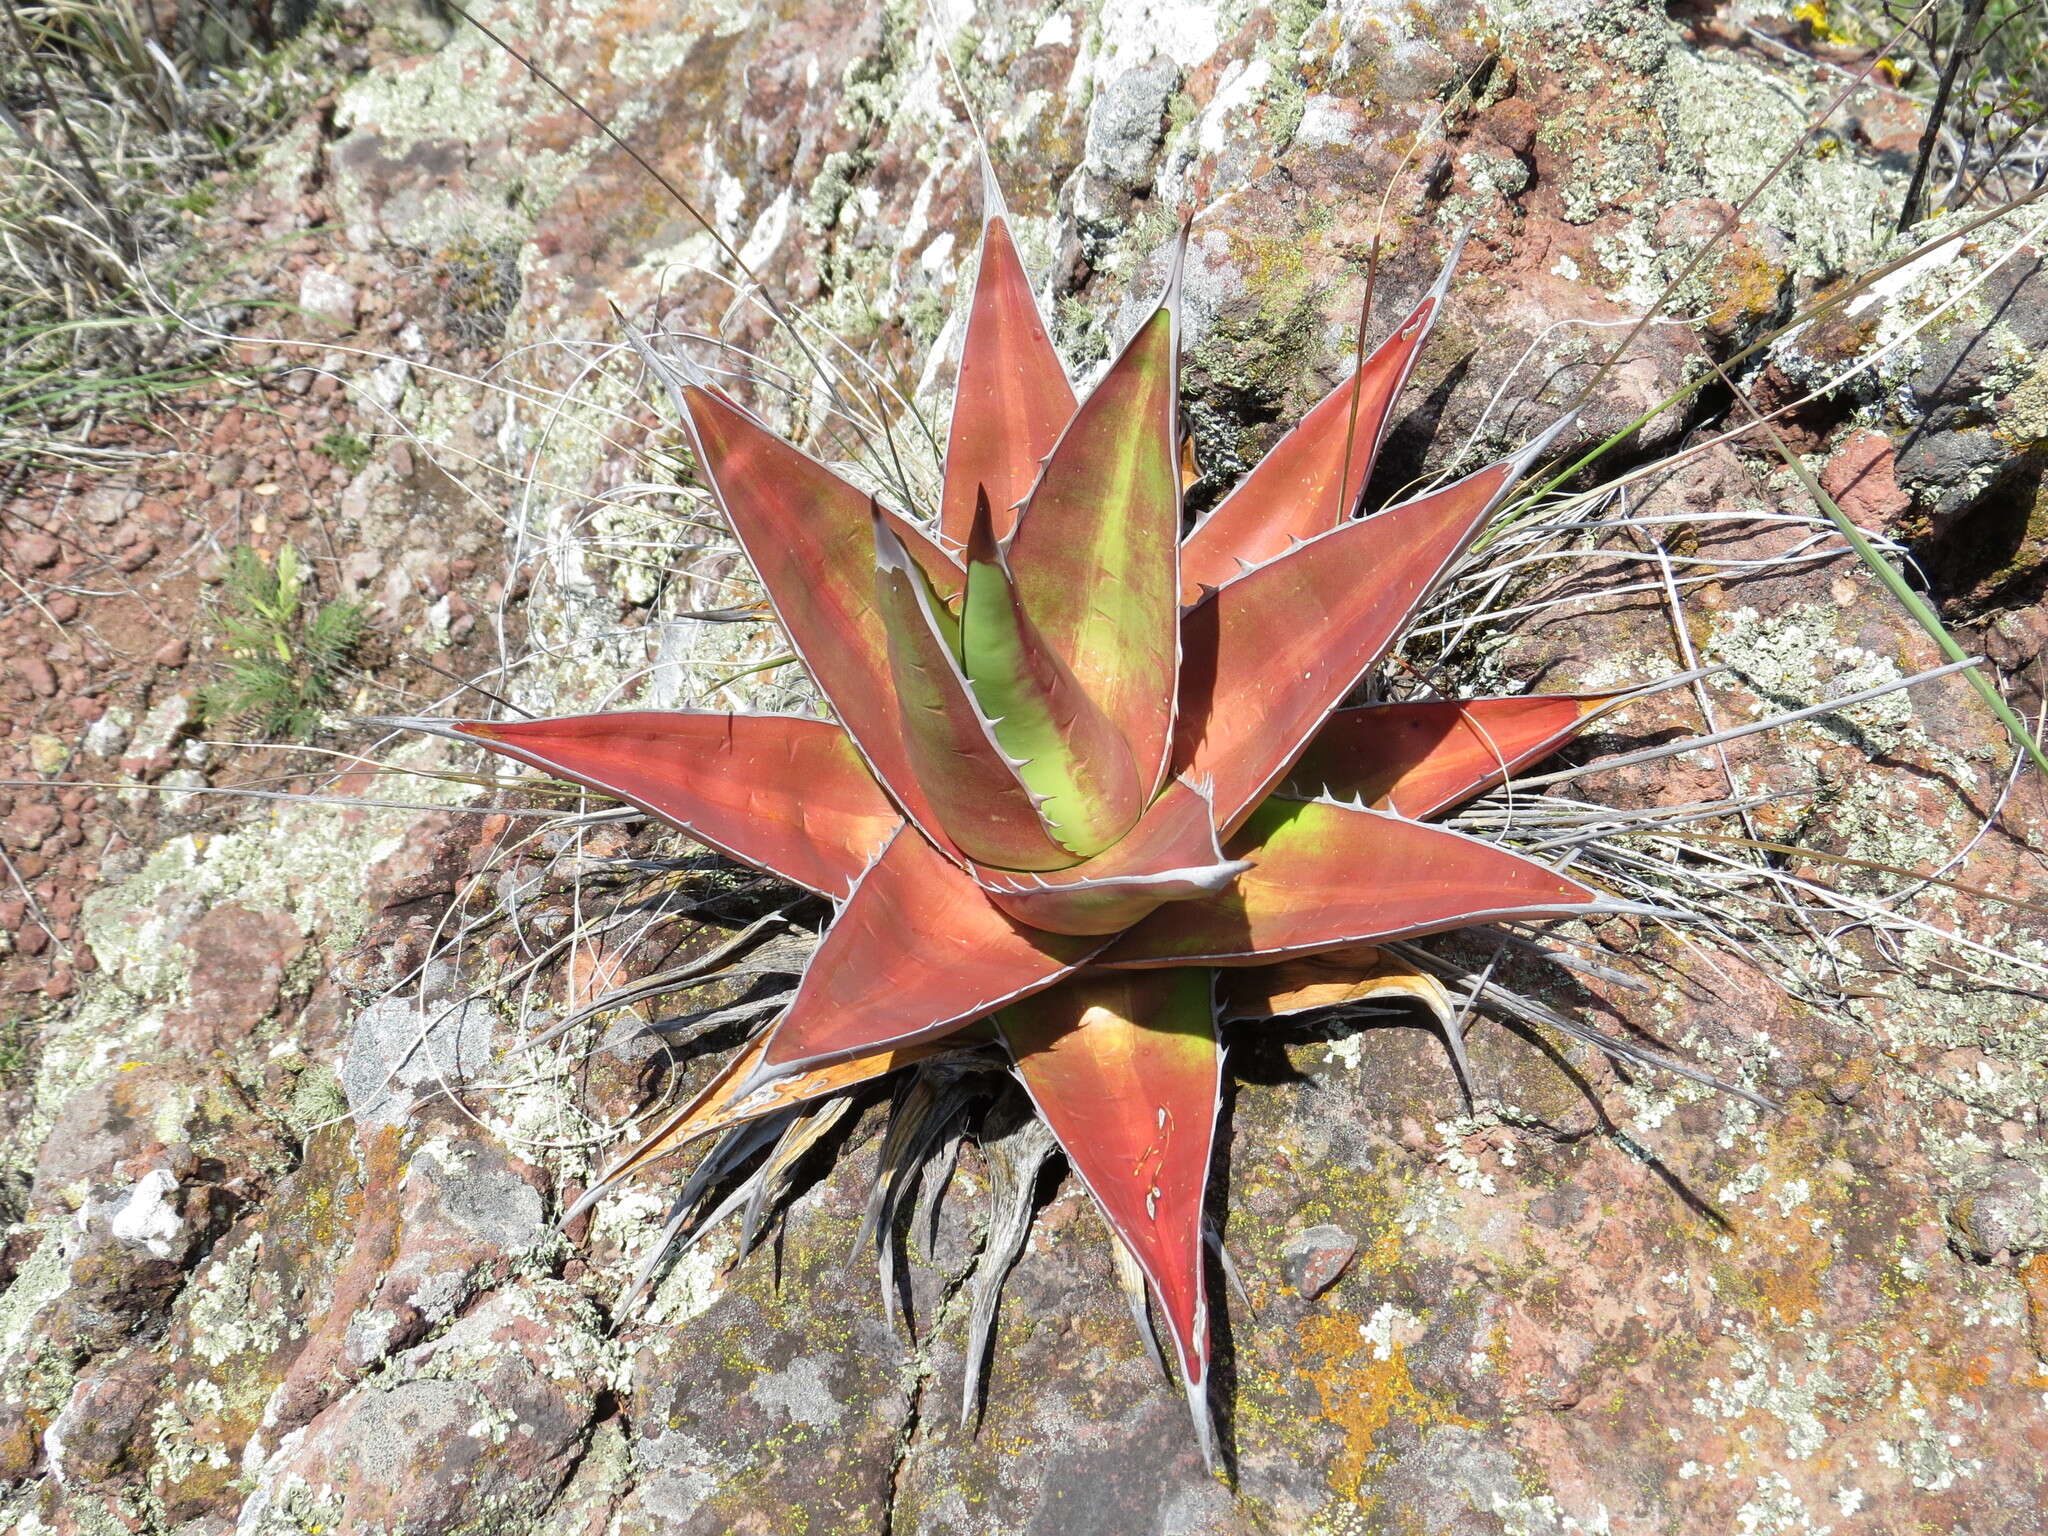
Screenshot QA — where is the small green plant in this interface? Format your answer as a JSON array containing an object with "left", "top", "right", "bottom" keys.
[
  {"left": 316, "top": 429, "right": 373, "bottom": 475},
  {"left": 201, "top": 544, "right": 366, "bottom": 742}
]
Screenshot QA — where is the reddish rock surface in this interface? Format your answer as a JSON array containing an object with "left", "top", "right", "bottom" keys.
[{"left": 5, "top": 1, "right": 2048, "bottom": 1532}]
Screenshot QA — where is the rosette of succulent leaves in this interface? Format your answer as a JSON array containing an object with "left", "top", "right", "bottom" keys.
[{"left": 374, "top": 171, "right": 1968, "bottom": 1466}]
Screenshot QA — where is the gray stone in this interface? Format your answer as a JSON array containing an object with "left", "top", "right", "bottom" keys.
[
  {"left": 1950, "top": 1161, "right": 2048, "bottom": 1261},
  {"left": 81, "top": 706, "right": 133, "bottom": 759},
  {"left": 157, "top": 768, "right": 209, "bottom": 810},
  {"left": 1084, "top": 57, "right": 1180, "bottom": 194},
  {"left": 340, "top": 989, "right": 499, "bottom": 1126},
  {"left": 297, "top": 267, "right": 359, "bottom": 334},
  {"left": 367, "top": 356, "right": 411, "bottom": 412}
]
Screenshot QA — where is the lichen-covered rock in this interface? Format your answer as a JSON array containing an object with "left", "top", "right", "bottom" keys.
[
  {"left": 235, "top": 1280, "right": 609, "bottom": 1533},
  {"left": 7, "top": 0, "right": 2048, "bottom": 1531}
]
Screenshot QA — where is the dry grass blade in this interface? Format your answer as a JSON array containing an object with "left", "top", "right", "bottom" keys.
[{"left": 960, "top": 1100, "right": 1059, "bottom": 1426}]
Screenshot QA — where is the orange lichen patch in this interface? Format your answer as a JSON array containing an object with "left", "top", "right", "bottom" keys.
[
  {"left": 1746, "top": 1223, "right": 1834, "bottom": 1327},
  {"left": 1293, "top": 1311, "right": 1470, "bottom": 1497},
  {"left": 1706, "top": 1097, "right": 1870, "bottom": 1327},
  {"left": 2023, "top": 1254, "right": 2048, "bottom": 1364}
]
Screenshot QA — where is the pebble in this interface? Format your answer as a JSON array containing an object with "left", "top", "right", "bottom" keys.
[
  {"left": 299, "top": 265, "right": 360, "bottom": 333},
  {"left": 2, "top": 802, "right": 59, "bottom": 849},
  {"left": 1282, "top": 1223, "right": 1360, "bottom": 1300},
  {"left": 14, "top": 533, "right": 59, "bottom": 568},
  {"left": 12, "top": 658, "right": 57, "bottom": 697},
  {"left": 157, "top": 768, "right": 209, "bottom": 811},
  {"left": 81, "top": 709, "right": 132, "bottom": 758}
]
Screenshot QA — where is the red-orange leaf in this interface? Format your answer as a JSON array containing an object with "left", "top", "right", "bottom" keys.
[
  {"left": 1174, "top": 424, "right": 1568, "bottom": 832},
  {"left": 1100, "top": 798, "right": 1609, "bottom": 967},
  {"left": 942, "top": 207, "right": 1076, "bottom": 545},
  {"left": 998, "top": 968, "right": 1222, "bottom": 1460},
  {"left": 973, "top": 777, "right": 1247, "bottom": 936},
  {"left": 1286, "top": 693, "right": 1618, "bottom": 819},
  {"left": 1007, "top": 255, "right": 1184, "bottom": 796},
  {"left": 413, "top": 712, "right": 902, "bottom": 897},
  {"left": 677, "top": 382, "right": 966, "bottom": 854},
  {"left": 1177, "top": 244, "right": 1457, "bottom": 599},
  {"left": 755, "top": 826, "right": 1101, "bottom": 1077}
]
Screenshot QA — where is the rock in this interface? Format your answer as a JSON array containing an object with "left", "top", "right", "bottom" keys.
[
  {"left": 75, "top": 483, "right": 136, "bottom": 525},
  {"left": 165, "top": 903, "right": 305, "bottom": 1051},
  {"left": 118, "top": 691, "right": 196, "bottom": 780},
  {"left": 26, "top": 734, "right": 67, "bottom": 776},
  {"left": 13, "top": 532, "right": 59, "bottom": 568},
  {"left": 152, "top": 639, "right": 189, "bottom": 668},
  {"left": 611, "top": 1136, "right": 920, "bottom": 1533},
  {"left": 2, "top": 801, "right": 59, "bottom": 850},
  {"left": 237, "top": 1281, "right": 605, "bottom": 1533},
  {"left": 368, "top": 356, "right": 411, "bottom": 411},
  {"left": 365, "top": 809, "right": 470, "bottom": 910},
  {"left": 1084, "top": 56, "right": 1180, "bottom": 194},
  {"left": 53, "top": 1224, "right": 187, "bottom": 1355},
  {"left": 1281, "top": 1223, "right": 1359, "bottom": 1299},
  {"left": 263, "top": 1122, "right": 553, "bottom": 1437},
  {"left": 80, "top": 706, "right": 133, "bottom": 758},
  {"left": 298, "top": 266, "right": 360, "bottom": 333},
  {"left": 12, "top": 657, "right": 57, "bottom": 697},
  {"left": 339, "top": 983, "right": 497, "bottom": 1126},
  {"left": 1950, "top": 1162, "right": 2048, "bottom": 1262},
  {"left": 1820, "top": 429, "right": 1912, "bottom": 530},
  {"left": 139, "top": 1127, "right": 370, "bottom": 1520},
  {"left": 157, "top": 768, "right": 210, "bottom": 810},
  {"left": 44, "top": 1349, "right": 162, "bottom": 1486},
  {"left": 339, "top": 548, "right": 385, "bottom": 594},
  {"left": 29, "top": 1062, "right": 201, "bottom": 1208}
]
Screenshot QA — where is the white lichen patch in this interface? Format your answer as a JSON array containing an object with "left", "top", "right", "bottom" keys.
[
  {"left": 185, "top": 1234, "right": 293, "bottom": 1370},
  {"left": 1705, "top": 604, "right": 1970, "bottom": 773},
  {"left": 748, "top": 1353, "right": 845, "bottom": 1428},
  {"left": 1657, "top": 47, "right": 1892, "bottom": 282},
  {"left": 1691, "top": 1335, "right": 1838, "bottom": 1464},
  {"left": 1433, "top": 1114, "right": 1505, "bottom": 1196},
  {"left": 0, "top": 1224, "right": 78, "bottom": 1412},
  {"left": 642, "top": 1227, "right": 738, "bottom": 1328},
  {"left": 1359, "top": 1301, "right": 1425, "bottom": 1362}
]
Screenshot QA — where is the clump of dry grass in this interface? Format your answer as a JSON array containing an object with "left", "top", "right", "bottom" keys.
[{"left": 0, "top": 0, "right": 325, "bottom": 468}]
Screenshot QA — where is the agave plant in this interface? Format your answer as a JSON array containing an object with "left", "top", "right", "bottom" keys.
[{"left": 382, "top": 183, "right": 1669, "bottom": 1461}]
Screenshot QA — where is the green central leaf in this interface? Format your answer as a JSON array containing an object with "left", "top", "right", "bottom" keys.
[
  {"left": 871, "top": 507, "right": 1079, "bottom": 872},
  {"left": 1006, "top": 275, "right": 1183, "bottom": 798},
  {"left": 959, "top": 489, "right": 1144, "bottom": 857}
]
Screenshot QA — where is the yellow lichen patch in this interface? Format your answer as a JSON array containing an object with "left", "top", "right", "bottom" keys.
[{"left": 1293, "top": 1310, "right": 1471, "bottom": 1498}]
